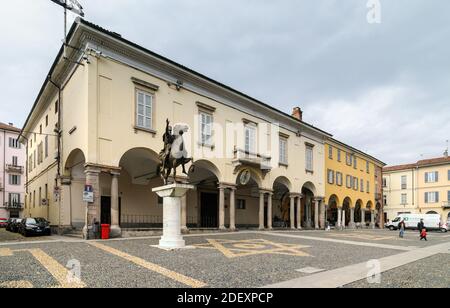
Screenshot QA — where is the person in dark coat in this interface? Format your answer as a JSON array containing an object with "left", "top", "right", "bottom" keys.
[{"left": 417, "top": 219, "right": 425, "bottom": 232}]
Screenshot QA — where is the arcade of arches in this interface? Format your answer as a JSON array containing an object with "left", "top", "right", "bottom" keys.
[
  {"left": 325, "top": 195, "right": 377, "bottom": 229},
  {"left": 64, "top": 148, "right": 331, "bottom": 237}
]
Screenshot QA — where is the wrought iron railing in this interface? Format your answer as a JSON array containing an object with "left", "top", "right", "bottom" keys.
[
  {"left": 3, "top": 202, "right": 24, "bottom": 209},
  {"left": 120, "top": 215, "right": 197, "bottom": 229},
  {"left": 6, "top": 165, "right": 24, "bottom": 174}
]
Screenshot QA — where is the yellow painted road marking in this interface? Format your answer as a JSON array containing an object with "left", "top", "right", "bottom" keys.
[
  {"left": 89, "top": 242, "right": 206, "bottom": 288},
  {"left": 207, "top": 239, "right": 237, "bottom": 258},
  {"left": 0, "top": 281, "right": 34, "bottom": 288},
  {"left": 195, "top": 239, "right": 311, "bottom": 258},
  {"left": 22, "top": 249, "right": 86, "bottom": 288},
  {"left": 0, "top": 248, "right": 13, "bottom": 257}
]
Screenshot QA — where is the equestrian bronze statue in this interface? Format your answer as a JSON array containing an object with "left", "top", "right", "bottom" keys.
[{"left": 158, "top": 119, "right": 193, "bottom": 184}]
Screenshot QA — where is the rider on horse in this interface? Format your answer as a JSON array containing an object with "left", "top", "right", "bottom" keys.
[{"left": 161, "top": 119, "right": 175, "bottom": 168}]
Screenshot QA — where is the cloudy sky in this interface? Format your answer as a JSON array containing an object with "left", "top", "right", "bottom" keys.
[{"left": 0, "top": 0, "right": 449, "bottom": 166}]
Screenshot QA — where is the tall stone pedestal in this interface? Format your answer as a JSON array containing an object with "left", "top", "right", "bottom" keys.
[{"left": 152, "top": 183, "right": 195, "bottom": 250}]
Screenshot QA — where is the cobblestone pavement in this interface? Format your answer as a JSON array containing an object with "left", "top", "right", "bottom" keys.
[
  {"left": 0, "top": 229, "right": 57, "bottom": 243},
  {"left": 344, "top": 254, "right": 450, "bottom": 288},
  {"left": 0, "top": 229, "right": 448, "bottom": 288}
]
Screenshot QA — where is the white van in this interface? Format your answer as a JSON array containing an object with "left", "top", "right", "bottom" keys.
[{"left": 386, "top": 214, "right": 448, "bottom": 233}]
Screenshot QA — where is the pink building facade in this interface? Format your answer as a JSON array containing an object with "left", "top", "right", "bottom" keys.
[{"left": 0, "top": 123, "right": 26, "bottom": 219}]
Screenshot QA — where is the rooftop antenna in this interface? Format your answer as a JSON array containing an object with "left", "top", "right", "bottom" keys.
[{"left": 50, "top": 0, "right": 85, "bottom": 59}]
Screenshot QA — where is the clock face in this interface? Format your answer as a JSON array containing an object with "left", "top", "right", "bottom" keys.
[{"left": 240, "top": 170, "right": 251, "bottom": 186}]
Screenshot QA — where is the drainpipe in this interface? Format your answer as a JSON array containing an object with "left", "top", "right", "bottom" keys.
[
  {"left": 21, "top": 135, "right": 29, "bottom": 218},
  {"left": 3, "top": 130, "right": 5, "bottom": 214},
  {"left": 48, "top": 77, "right": 63, "bottom": 228}
]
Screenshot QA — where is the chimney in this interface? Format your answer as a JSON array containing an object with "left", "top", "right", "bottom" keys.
[{"left": 292, "top": 107, "right": 303, "bottom": 121}]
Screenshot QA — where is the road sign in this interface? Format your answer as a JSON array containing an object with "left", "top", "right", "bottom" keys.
[{"left": 83, "top": 185, "right": 94, "bottom": 203}]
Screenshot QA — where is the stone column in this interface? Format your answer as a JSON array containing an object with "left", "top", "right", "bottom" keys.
[
  {"left": 229, "top": 188, "right": 236, "bottom": 231},
  {"left": 83, "top": 166, "right": 101, "bottom": 240},
  {"left": 349, "top": 207, "right": 356, "bottom": 229},
  {"left": 259, "top": 192, "right": 265, "bottom": 230},
  {"left": 320, "top": 201, "right": 326, "bottom": 229},
  {"left": 181, "top": 194, "right": 188, "bottom": 233},
  {"left": 314, "top": 198, "right": 320, "bottom": 230},
  {"left": 296, "top": 195, "right": 302, "bottom": 230},
  {"left": 267, "top": 192, "right": 273, "bottom": 230},
  {"left": 337, "top": 207, "right": 342, "bottom": 229},
  {"left": 361, "top": 208, "right": 366, "bottom": 228},
  {"left": 110, "top": 171, "right": 122, "bottom": 238},
  {"left": 306, "top": 202, "right": 312, "bottom": 229},
  {"left": 342, "top": 209, "right": 346, "bottom": 229},
  {"left": 370, "top": 210, "right": 376, "bottom": 229},
  {"left": 290, "top": 195, "right": 296, "bottom": 229},
  {"left": 219, "top": 186, "right": 226, "bottom": 230}
]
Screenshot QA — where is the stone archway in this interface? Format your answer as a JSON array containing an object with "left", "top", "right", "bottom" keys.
[
  {"left": 64, "top": 149, "right": 86, "bottom": 229},
  {"left": 342, "top": 197, "right": 352, "bottom": 228},
  {"left": 189, "top": 160, "right": 221, "bottom": 229},
  {"left": 118, "top": 148, "right": 163, "bottom": 229},
  {"left": 234, "top": 168, "right": 263, "bottom": 230},
  {"left": 366, "top": 201, "right": 375, "bottom": 229},
  {"left": 327, "top": 195, "right": 340, "bottom": 228},
  {"left": 302, "top": 182, "right": 317, "bottom": 229},
  {"left": 272, "top": 176, "right": 293, "bottom": 229}
]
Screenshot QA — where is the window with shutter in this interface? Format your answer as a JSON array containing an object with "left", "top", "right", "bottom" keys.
[
  {"left": 244, "top": 124, "right": 257, "bottom": 155},
  {"left": 136, "top": 90, "right": 153, "bottom": 130},
  {"left": 279, "top": 137, "right": 288, "bottom": 165},
  {"left": 200, "top": 112, "right": 213, "bottom": 146},
  {"left": 305, "top": 145, "right": 314, "bottom": 172}
]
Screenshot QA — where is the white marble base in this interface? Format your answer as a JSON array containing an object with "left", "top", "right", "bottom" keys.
[
  {"left": 152, "top": 183, "right": 195, "bottom": 250},
  {"left": 110, "top": 225, "right": 122, "bottom": 238},
  {"left": 150, "top": 245, "right": 196, "bottom": 251}
]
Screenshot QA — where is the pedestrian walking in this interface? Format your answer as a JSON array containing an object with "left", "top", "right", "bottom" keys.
[
  {"left": 399, "top": 220, "right": 406, "bottom": 238},
  {"left": 420, "top": 228, "right": 428, "bottom": 241},
  {"left": 417, "top": 219, "right": 425, "bottom": 233}
]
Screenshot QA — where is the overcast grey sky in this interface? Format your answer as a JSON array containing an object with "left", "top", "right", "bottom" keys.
[{"left": 0, "top": 0, "right": 449, "bottom": 166}]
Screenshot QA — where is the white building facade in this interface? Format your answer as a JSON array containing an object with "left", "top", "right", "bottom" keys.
[{"left": 0, "top": 123, "right": 26, "bottom": 219}]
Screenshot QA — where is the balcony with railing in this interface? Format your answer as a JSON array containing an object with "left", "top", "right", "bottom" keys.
[
  {"left": 3, "top": 202, "right": 24, "bottom": 210},
  {"left": 6, "top": 164, "right": 24, "bottom": 174},
  {"left": 232, "top": 147, "right": 272, "bottom": 175},
  {"left": 443, "top": 202, "right": 450, "bottom": 209}
]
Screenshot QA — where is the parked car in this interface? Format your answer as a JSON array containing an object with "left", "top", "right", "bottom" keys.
[
  {"left": 10, "top": 219, "right": 23, "bottom": 233},
  {"left": 18, "top": 218, "right": 51, "bottom": 237},
  {"left": 0, "top": 218, "right": 8, "bottom": 228},
  {"left": 386, "top": 214, "right": 448, "bottom": 233},
  {"left": 5, "top": 218, "right": 15, "bottom": 231}
]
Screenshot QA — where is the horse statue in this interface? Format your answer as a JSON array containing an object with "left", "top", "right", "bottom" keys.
[{"left": 158, "top": 119, "right": 193, "bottom": 185}]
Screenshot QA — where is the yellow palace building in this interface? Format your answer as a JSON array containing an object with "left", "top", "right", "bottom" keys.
[{"left": 324, "top": 139, "right": 386, "bottom": 229}]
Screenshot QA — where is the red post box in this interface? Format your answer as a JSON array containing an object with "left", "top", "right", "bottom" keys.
[{"left": 101, "top": 224, "right": 110, "bottom": 240}]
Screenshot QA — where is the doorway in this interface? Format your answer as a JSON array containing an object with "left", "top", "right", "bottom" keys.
[
  {"left": 200, "top": 192, "right": 218, "bottom": 228},
  {"left": 101, "top": 196, "right": 121, "bottom": 225}
]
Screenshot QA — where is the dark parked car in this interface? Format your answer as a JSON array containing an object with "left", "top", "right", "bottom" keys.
[
  {"left": 0, "top": 218, "right": 8, "bottom": 228},
  {"left": 10, "top": 218, "right": 23, "bottom": 233},
  {"left": 5, "top": 218, "right": 15, "bottom": 231},
  {"left": 18, "top": 218, "right": 51, "bottom": 237}
]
